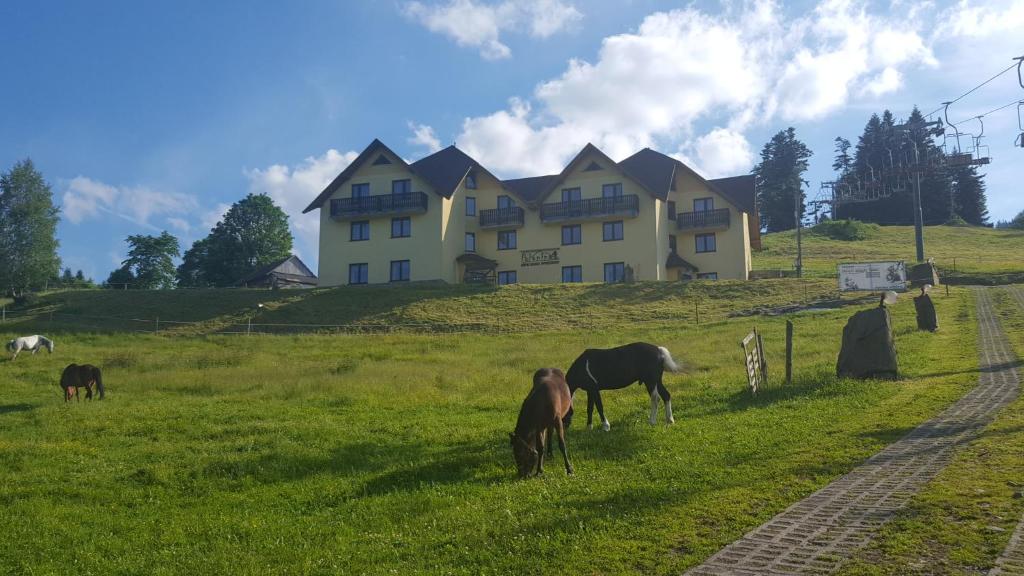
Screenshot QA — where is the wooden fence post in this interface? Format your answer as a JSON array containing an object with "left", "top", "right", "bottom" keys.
[
  {"left": 155, "top": 317, "right": 160, "bottom": 332},
  {"left": 695, "top": 301, "right": 700, "bottom": 325},
  {"left": 785, "top": 320, "right": 793, "bottom": 385}
]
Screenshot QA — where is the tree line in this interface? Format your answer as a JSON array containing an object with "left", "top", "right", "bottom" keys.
[
  {"left": 753, "top": 107, "right": 991, "bottom": 232},
  {"left": 0, "top": 159, "right": 294, "bottom": 295}
]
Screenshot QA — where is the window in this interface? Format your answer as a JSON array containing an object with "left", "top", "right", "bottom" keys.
[
  {"left": 697, "top": 272, "right": 718, "bottom": 280},
  {"left": 391, "top": 217, "right": 411, "bottom": 238},
  {"left": 465, "top": 233, "right": 476, "bottom": 252},
  {"left": 583, "top": 161, "right": 603, "bottom": 172},
  {"left": 696, "top": 233, "right": 716, "bottom": 253},
  {"left": 465, "top": 172, "right": 477, "bottom": 189},
  {"left": 390, "top": 260, "right": 410, "bottom": 282},
  {"left": 392, "top": 179, "right": 411, "bottom": 195},
  {"left": 352, "top": 183, "right": 370, "bottom": 198},
  {"left": 561, "top": 224, "right": 581, "bottom": 246},
  {"left": 497, "top": 195, "right": 514, "bottom": 209},
  {"left": 602, "top": 183, "right": 623, "bottom": 197},
  {"left": 603, "top": 221, "right": 624, "bottom": 241},
  {"left": 667, "top": 201, "right": 676, "bottom": 220},
  {"left": 694, "top": 197, "right": 714, "bottom": 212},
  {"left": 561, "top": 188, "right": 581, "bottom": 202},
  {"left": 350, "top": 221, "right": 369, "bottom": 241},
  {"left": 562, "top": 265, "right": 582, "bottom": 283},
  {"left": 348, "top": 263, "right": 368, "bottom": 285},
  {"left": 466, "top": 196, "right": 476, "bottom": 216},
  {"left": 498, "top": 230, "right": 517, "bottom": 250},
  {"left": 604, "top": 262, "right": 625, "bottom": 283},
  {"left": 669, "top": 235, "right": 677, "bottom": 252},
  {"left": 497, "top": 271, "right": 517, "bottom": 285}
]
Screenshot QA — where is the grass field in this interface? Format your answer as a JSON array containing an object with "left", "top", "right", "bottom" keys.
[
  {"left": 0, "top": 287, "right": 989, "bottom": 574},
  {"left": 755, "top": 225, "right": 1024, "bottom": 279}
]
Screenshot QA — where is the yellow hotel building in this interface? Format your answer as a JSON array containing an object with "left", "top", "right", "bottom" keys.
[{"left": 304, "top": 139, "right": 760, "bottom": 286}]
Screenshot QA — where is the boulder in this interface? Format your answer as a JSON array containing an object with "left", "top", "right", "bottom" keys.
[
  {"left": 836, "top": 306, "right": 899, "bottom": 379},
  {"left": 914, "top": 294, "right": 938, "bottom": 332},
  {"left": 909, "top": 262, "right": 940, "bottom": 287}
]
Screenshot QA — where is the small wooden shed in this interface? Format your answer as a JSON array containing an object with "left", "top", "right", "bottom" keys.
[{"left": 241, "top": 255, "right": 317, "bottom": 289}]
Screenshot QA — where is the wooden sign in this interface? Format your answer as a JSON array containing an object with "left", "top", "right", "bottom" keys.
[
  {"left": 741, "top": 328, "right": 768, "bottom": 395},
  {"left": 521, "top": 248, "right": 559, "bottom": 267}
]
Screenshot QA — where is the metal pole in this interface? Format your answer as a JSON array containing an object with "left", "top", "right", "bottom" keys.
[
  {"left": 785, "top": 320, "right": 793, "bottom": 385},
  {"left": 913, "top": 169, "right": 924, "bottom": 262},
  {"left": 795, "top": 185, "right": 803, "bottom": 277},
  {"left": 247, "top": 316, "right": 252, "bottom": 335}
]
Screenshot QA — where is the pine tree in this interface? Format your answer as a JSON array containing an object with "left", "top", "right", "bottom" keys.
[
  {"left": 950, "top": 164, "right": 989, "bottom": 225},
  {"left": 752, "top": 128, "right": 813, "bottom": 232},
  {"left": 0, "top": 159, "right": 61, "bottom": 295}
]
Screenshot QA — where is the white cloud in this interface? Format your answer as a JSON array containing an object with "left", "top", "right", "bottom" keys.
[
  {"left": 244, "top": 149, "right": 359, "bottom": 265},
  {"left": 62, "top": 176, "right": 198, "bottom": 229},
  {"left": 939, "top": 0, "right": 1024, "bottom": 37},
  {"left": 453, "top": 1, "right": 939, "bottom": 178},
  {"left": 401, "top": 0, "right": 581, "bottom": 59},
  {"left": 201, "top": 203, "right": 231, "bottom": 231},
  {"left": 408, "top": 122, "right": 443, "bottom": 153},
  {"left": 166, "top": 217, "right": 191, "bottom": 234}
]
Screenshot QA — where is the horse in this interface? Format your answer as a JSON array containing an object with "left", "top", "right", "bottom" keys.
[
  {"left": 564, "top": 342, "right": 680, "bottom": 431},
  {"left": 510, "top": 368, "right": 574, "bottom": 479},
  {"left": 59, "top": 364, "right": 105, "bottom": 402},
  {"left": 6, "top": 335, "right": 54, "bottom": 360}
]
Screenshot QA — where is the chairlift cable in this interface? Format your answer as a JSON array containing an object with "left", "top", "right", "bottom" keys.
[
  {"left": 925, "top": 61, "right": 1019, "bottom": 118},
  {"left": 949, "top": 99, "right": 1023, "bottom": 125}
]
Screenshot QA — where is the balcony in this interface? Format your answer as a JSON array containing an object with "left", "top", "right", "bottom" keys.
[
  {"left": 539, "top": 194, "right": 639, "bottom": 223},
  {"left": 676, "top": 208, "right": 730, "bottom": 231},
  {"left": 330, "top": 192, "right": 428, "bottom": 221},
  {"left": 478, "top": 206, "right": 525, "bottom": 229}
]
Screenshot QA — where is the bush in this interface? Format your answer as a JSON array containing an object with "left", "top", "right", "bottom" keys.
[
  {"left": 810, "top": 219, "right": 879, "bottom": 241},
  {"left": 945, "top": 214, "right": 970, "bottom": 227},
  {"left": 12, "top": 292, "right": 39, "bottom": 308}
]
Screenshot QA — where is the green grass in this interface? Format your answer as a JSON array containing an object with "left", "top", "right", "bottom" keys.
[
  {"left": 755, "top": 225, "right": 1024, "bottom": 279},
  {"left": 0, "top": 288, "right": 983, "bottom": 574},
  {"left": 839, "top": 286, "right": 1024, "bottom": 575}
]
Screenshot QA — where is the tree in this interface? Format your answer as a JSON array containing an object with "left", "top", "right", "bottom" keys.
[
  {"left": 117, "top": 231, "right": 180, "bottom": 289},
  {"left": 178, "top": 193, "right": 293, "bottom": 287},
  {"left": 1007, "top": 210, "right": 1024, "bottom": 230},
  {"left": 105, "top": 265, "right": 135, "bottom": 289},
  {"left": 752, "top": 128, "right": 813, "bottom": 232},
  {"left": 832, "top": 137, "right": 853, "bottom": 177},
  {"left": 950, "top": 164, "right": 989, "bottom": 225},
  {"left": 61, "top": 268, "right": 74, "bottom": 285},
  {"left": 0, "top": 159, "right": 61, "bottom": 295}
]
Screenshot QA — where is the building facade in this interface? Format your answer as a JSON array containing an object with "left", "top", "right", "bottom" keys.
[{"left": 304, "top": 140, "right": 758, "bottom": 286}]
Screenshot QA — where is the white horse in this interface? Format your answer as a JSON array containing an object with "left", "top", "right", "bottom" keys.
[{"left": 6, "top": 335, "right": 54, "bottom": 360}]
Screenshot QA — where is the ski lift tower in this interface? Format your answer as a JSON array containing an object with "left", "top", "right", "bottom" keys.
[{"left": 894, "top": 118, "right": 943, "bottom": 263}]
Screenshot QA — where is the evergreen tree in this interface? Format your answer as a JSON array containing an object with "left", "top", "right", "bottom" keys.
[
  {"left": 950, "top": 164, "right": 989, "bottom": 225},
  {"left": 75, "top": 270, "right": 85, "bottom": 282},
  {"left": 178, "top": 193, "right": 293, "bottom": 287},
  {"left": 118, "top": 231, "right": 180, "bottom": 289},
  {"left": 105, "top": 265, "right": 135, "bottom": 289},
  {"left": 832, "top": 137, "right": 853, "bottom": 176},
  {"left": 61, "top": 268, "right": 74, "bottom": 285},
  {"left": 0, "top": 159, "right": 61, "bottom": 295},
  {"left": 752, "top": 128, "right": 813, "bottom": 232}
]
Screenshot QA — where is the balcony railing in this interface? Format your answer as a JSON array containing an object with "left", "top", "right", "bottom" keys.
[
  {"left": 539, "top": 194, "right": 639, "bottom": 223},
  {"left": 676, "top": 208, "right": 730, "bottom": 231},
  {"left": 478, "top": 206, "right": 525, "bottom": 229},
  {"left": 330, "top": 192, "right": 428, "bottom": 221}
]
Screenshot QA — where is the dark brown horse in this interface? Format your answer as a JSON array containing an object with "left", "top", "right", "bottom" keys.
[
  {"left": 510, "top": 368, "right": 574, "bottom": 478},
  {"left": 59, "top": 364, "right": 105, "bottom": 402}
]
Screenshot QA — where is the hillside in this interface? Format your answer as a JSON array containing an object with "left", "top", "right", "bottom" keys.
[{"left": 755, "top": 224, "right": 1024, "bottom": 280}]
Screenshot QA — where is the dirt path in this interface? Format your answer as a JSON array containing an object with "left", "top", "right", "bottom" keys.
[{"left": 686, "top": 287, "right": 1021, "bottom": 575}]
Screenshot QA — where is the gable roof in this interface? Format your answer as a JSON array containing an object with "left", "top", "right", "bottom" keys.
[
  {"left": 500, "top": 175, "right": 559, "bottom": 204},
  {"left": 242, "top": 255, "right": 317, "bottom": 284},
  {"left": 531, "top": 143, "right": 661, "bottom": 206},
  {"left": 409, "top": 145, "right": 506, "bottom": 199},
  {"left": 618, "top": 148, "right": 753, "bottom": 213},
  {"left": 617, "top": 149, "right": 677, "bottom": 202},
  {"left": 707, "top": 174, "right": 756, "bottom": 215},
  {"left": 303, "top": 139, "right": 410, "bottom": 213}
]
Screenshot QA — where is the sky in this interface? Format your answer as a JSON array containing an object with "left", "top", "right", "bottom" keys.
[{"left": 1, "top": 0, "right": 1021, "bottom": 281}]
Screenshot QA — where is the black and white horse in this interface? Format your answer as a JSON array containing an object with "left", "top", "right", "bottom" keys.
[
  {"left": 6, "top": 335, "right": 54, "bottom": 360},
  {"left": 564, "top": 342, "right": 680, "bottom": 431}
]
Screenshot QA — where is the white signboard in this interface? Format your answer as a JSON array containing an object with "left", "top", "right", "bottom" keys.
[{"left": 838, "top": 261, "right": 907, "bottom": 292}]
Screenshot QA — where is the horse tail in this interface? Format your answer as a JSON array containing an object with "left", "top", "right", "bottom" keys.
[
  {"left": 658, "top": 346, "right": 681, "bottom": 373},
  {"left": 94, "top": 367, "right": 105, "bottom": 399}
]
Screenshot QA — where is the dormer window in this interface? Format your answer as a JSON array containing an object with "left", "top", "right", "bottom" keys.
[{"left": 465, "top": 172, "right": 477, "bottom": 189}]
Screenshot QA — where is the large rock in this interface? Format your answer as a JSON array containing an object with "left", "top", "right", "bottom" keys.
[
  {"left": 909, "top": 262, "right": 940, "bottom": 287},
  {"left": 914, "top": 294, "right": 938, "bottom": 332},
  {"left": 836, "top": 306, "right": 899, "bottom": 379}
]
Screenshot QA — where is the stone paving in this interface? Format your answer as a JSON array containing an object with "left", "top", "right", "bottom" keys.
[
  {"left": 988, "top": 286, "right": 1024, "bottom": 576},
  {"left": 686, "top": 288, "right": 1021, "bottom": 575}
]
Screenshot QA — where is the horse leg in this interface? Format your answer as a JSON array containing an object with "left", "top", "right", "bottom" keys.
[
  {"left": 657, "top": 378, "right": 674, "bottom": 424},
  {"left": 586, "top": 391, "right": 596, "bottom": 430},
  {"left": 646, "top": 381, "right": 660, "bottom": 425},
  {"left": 535, "top": 430, "right": 545, "bottom": 476},
  {"left": 556, "top": 419, "right": 573, "bottom": 475},
  {"left": 593, "top": 390, "right": 610, "bottom": 431},
  {"left": 86, "top": 383, "right": 93, "bottom": 401},
  {"left": 546, "top": 425, "right": 554, "bottom": 457}
]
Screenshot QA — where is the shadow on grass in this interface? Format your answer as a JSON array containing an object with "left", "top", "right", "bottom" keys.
[
  {"left": 0, "top": 403, "right": 35, "bottom": 415},
  {"left": 710, "top": 369, "right": 849, "bottom": 415}
]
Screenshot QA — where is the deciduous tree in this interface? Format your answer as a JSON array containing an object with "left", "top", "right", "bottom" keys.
[{"left": 0, "top": 159, "right": 61, "bottom": 295}]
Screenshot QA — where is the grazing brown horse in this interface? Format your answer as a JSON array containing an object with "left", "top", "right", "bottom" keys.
[
  {"left": 59, "top": 364, "right": 105, "bottom": 402},
  {"left": 510, "top": 368, "right": 574, "bottom": 479}
]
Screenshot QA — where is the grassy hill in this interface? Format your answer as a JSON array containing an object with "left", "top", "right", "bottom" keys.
[{"left": 754, "top": 224, "right": 1024, "bottom": 280}]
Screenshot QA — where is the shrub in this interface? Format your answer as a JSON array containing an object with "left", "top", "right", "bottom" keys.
[
  {"left": 12, "top": 292, "right": 39, "bottom": 308},
  {"left": 945, "top": 214, "right": 970, "bottom": 227},
  {"left": 810, "top": 219, "right": 879, "bottom": 241}
]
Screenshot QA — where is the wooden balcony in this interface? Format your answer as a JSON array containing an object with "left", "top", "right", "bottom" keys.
[
  {"left": 676, "top": 208, "right": 730, "bottom": 231},
  {"left": 330, "top": 192, "right": 428, "bottom": 221},
  {"left": 539, "top": 194, "right": 639, "bottom": 224},
  {"left": 478, "top": 206, "right": 525, "bottom": 229}
]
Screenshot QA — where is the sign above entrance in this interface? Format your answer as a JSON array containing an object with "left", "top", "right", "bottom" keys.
[{"left": 521, "top": 248, "right": 559, "bottom": 267}]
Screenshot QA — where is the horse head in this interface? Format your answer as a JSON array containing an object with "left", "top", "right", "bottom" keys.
[{"left": 510, "top": 433, "right": 538, "bottom": 479}]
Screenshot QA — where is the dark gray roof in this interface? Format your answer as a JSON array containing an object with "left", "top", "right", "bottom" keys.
[
  {"left": 242, "top": 255, "right": 317, "bottom": 284},
  {"left": 303, "top": 139, "right": 408, "bottom": 213},
  {"left": 529, "top": 143, "right": 660, "bottom": 205},
  {"left": 409, "top": 145, "right": 500, "bottom": 199},
  {"left": 500, "top": 175, "right": 559, "bottom": 204},
  {"left": 617, "top": 148, "right": 677, "bottom": 201},
  {"left": 666, "top": 252, "right": 698, "bottom": 271},
  {"left": 707, "top": 175, "right": 756, "bottom": 215}
]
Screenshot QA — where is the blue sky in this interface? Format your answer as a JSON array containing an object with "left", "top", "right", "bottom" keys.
[{"left": 1, "top": 0, "right": 1021, "bottom": 280}]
